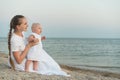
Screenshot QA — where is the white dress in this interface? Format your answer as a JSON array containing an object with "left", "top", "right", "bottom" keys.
[
  {"left": 9, "top": 32, "right": 69, "bottom": 76},
  {"left": 27, "top": 33, "right": 42, "bottom": 61}
]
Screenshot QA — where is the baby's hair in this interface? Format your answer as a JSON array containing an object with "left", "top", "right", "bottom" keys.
[
  {"left": 8, "top": 15, "right": 25, "bottom": 70},
  {"left": 31, "top": 23, "right": 41, "bottom": 32}
]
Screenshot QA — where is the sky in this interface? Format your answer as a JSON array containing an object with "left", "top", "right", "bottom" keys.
[{"left": 0, "top": 0, "right": 120, "bottom": 38}]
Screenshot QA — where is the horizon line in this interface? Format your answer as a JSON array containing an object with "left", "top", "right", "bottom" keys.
[{"left": 0, "top": 37, "right": 120, "bottom": 39}]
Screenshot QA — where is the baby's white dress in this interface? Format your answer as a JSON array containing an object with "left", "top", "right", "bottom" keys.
[
  {"left": 27, "top": 32, "right": 42, "bottom": 61},
  {"left": 8, "top": 32, "right": 69, "bottom": 76}
]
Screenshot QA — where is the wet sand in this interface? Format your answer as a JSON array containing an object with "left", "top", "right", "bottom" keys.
[{"left": 0, "top": 53, "right": 120, "bottom": 80}]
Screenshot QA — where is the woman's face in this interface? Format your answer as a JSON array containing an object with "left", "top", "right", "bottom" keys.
[{"left": 18, "top": 18, "right": 28, "bottom": 32}]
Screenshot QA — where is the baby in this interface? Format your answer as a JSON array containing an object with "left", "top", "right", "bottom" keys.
[{"left": 25, "top": 23, "right": 45, "bottom": 72}]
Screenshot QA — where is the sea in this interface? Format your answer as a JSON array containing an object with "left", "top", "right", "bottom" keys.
[{"left": 0, "top": 37, "right": 120, "bottom": 73}]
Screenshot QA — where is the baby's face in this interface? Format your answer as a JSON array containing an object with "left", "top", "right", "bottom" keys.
[{"left": 33, "top": 25, "right": 42, "bottom": 34}]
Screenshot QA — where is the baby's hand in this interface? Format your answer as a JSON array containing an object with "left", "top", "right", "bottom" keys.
[{"left": 41, "top": 36, "right": 46, "bottom": 40}]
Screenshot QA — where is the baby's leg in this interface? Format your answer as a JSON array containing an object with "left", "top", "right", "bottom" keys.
[
  {"left": 33, "top": 61, "right": 38, "bottom": 71},
  {"left": 25, "top": 60, "right": 32, "bottom": 72}
]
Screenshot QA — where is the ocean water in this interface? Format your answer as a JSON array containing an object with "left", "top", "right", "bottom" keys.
[{"left": 0, "top": 37, "right": 120, "bottom": 73}]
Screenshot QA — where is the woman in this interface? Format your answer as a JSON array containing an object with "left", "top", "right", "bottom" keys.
[{"left": 8, "top": 15, "right": 69, "bottom": 76}]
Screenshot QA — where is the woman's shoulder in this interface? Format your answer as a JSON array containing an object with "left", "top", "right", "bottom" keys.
[
  {"left": 11, "top": 33, "right": 24, "bottom": 42},
  {"left": 11, "top": 33, "right": 18, "bottom": 40}
]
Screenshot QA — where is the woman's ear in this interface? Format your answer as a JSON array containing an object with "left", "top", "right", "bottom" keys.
[{"left": 16, "top": 25, "right": 20, "bottom": 30}]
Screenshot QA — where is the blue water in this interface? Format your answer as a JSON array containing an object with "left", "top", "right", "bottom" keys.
[{"left": 0, "top": 37, "right": 120, "bottom": 73}]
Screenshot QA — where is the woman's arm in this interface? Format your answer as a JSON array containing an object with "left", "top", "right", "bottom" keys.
[
  {"left": 13, "top": 40, "right": 39, "bottom": 64},
  {"left": 13, "top": 44, "right": 30, "bottom": 64}
]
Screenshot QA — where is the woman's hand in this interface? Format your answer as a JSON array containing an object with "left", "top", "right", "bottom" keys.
[
  {"left": 13, "top": 40, "right": 39, "bottom": 64},
  {"left": 27, "top": 39, "right": 39, "bottom": 47}
]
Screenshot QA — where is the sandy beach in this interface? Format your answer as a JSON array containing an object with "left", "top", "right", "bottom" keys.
[{"left": 0, "top": 53, "right": 120, "bottom": 80}]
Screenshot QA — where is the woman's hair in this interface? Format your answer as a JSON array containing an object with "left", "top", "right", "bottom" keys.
[{"left": 8, "top": 15, "right": 25, "bottom": 70}]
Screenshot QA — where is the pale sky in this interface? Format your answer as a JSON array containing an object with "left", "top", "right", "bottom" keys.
[{"left": 0, "top": 0, "right": 120, "bottom": 38}]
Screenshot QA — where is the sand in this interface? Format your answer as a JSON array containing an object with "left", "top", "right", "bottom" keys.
[{"left": 0, "top": 53, "right": 120, "bottom": 80}]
